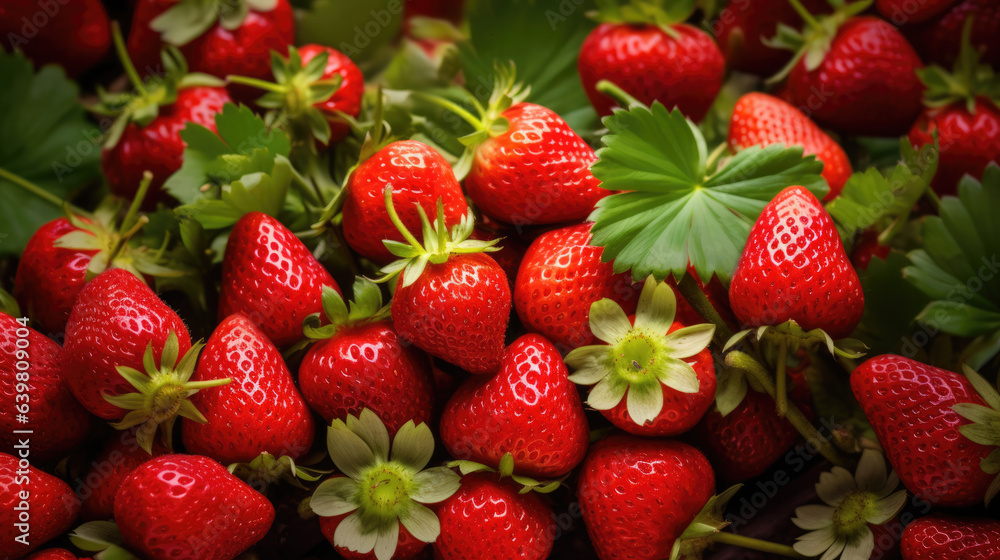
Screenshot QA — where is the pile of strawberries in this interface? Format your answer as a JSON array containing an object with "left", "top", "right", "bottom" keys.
[{"left": 1, "top": 0, "right": 999, "bottom": 559}]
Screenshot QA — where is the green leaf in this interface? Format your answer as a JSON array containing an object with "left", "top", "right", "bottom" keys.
[
  {"left": 854, "top": 250, "right": 929, "bottom": 357},
  {"left": 589, "top": 103, "right": 825, "bottom": 283},
  {"left": 0, "top": 52, "right": 101, "bottom": 255},
  {"left": 826, "top": 161, "right": 927, "bottom": 242}
]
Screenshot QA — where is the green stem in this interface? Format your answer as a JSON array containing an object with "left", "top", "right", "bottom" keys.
[
  {"left": 595, "top": 80, "right": 646, "bottom": 110},
  {"left": 710, "top": 532, "right": 808, "bottom": 559},
  {"left": 111, "top": 22, "right": 147, "bottom": 95},
  {"left": 677, "top": 273, "right": 734, "bottom": 345},
  {"left": 120, "top": 171, "right": 153, "bottom": 234},
  {"left": 226, "top": 75, "right": 289, "bottom": 94},
  {"left": 383, "top": 187, "right": 424, "bottom": 250},
  {"left": 923, "top": 186, "right": 942, "bottom": 213},
  {"left": 786, "top": 0, "right": 821, "bottom": 30},
  {"left": 0, "top": 167, "right": 83, "bottom": 212},
  {"left": 726, "top": 350, "right": 855, "bottom": 469},
  {"left": 775, "top": 341, "right": 789, "bottom": 417},
  {"left": 411, "top": 92, "right": 485, "bottom": 131},
  {"left": 705, "top": 142, "right": 729, "bottom": 172}
]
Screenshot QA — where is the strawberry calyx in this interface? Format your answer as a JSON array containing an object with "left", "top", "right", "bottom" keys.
[
  {"left": 712, "top": 363, "right": 767, "bottom": 417},
  {"left": 566, "top": 275, "right": 715, "bottom": 427},
  {"left": 228, "top": 451, "right": 330, "bottom": 494},
  {"left": 587, "top": 0, "right": 696, "bottom": 38},
  {"left": 303, "top": 278, "right": 391, "bottom": 340},
  {"left": 104, "top": 331, "right": 230, "bottom": 455},
  {"left": 917, "top": 18, "right": 1000, "bottom": 114},
  {"left": 150, "top": 0, "right": 279, "bottom": 46},
  {"left": 70, "top": 520, "right": 141, "bottom": 560},
  {"left": 670, "top": 485, "right": 741, "bottom": 560},
  {"left": 765, "top": 0, "right": 873, "bottom": 85},
  {"left": 952, "top": 364, "right": 1000, "bottom": 506},
  {"left": 376, "top": 186, "right": 499, "bottom": 287},
  {"left": 447, "top": 453, "right": 564, "bottom": 494},
  {"left": 310, "top": 409, "right": 461, "bottom": 560}
]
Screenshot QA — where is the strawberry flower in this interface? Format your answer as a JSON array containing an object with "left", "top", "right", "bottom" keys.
[{"left": 792, "top": 449, "right": 907, "bottom": 560}]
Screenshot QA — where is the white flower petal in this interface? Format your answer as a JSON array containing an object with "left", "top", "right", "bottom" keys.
[
  {"left": 333, "top": 511, "right": 377, "bottom": 554},
  {"left": 794, "top": 526, "right": 838, "bottom": 557},
  {"left": 820, "top": 539, "right": 846, "bottom": 560},
  {"left": 626, "top": 384, "right": 663, "bottom": 426},
  {"left": 791, "top": 505, "right": 836, "bottom": 530},
  {"left": 868, "top": 490, "right": 907, "bottom": 525},
  {"left": 841, "top": 527, "right": 874, "bottom": 560},
  {"left": 589, "top": 299, "right": 632, "bottom": 343},
  {"left": 855, "top": 449, "right": 888, "bottom": 493},
  {"left": 817, "top": 467, "right": 857, "bottom": 507},
  {"left": 373, "top": 522, "right": 399, "bottom": 560}
]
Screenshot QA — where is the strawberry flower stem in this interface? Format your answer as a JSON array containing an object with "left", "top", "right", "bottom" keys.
[
  {"left": 120, "top": 171, "right": 153, "bottom": 235},
  {"left": 383, "top": 186, "right": 425, "bottom": 250},
  {"left": 676, "top": 273, "right": 734, "bottom": 345},
  {"left": 785, "top": 0, "right": 821, "bottom": 31},
  {"left": 411, "top": 92, "right": 485, "bottom": 130},
  {"left": 775, "top": 341, "right": 789, "bottom": 417},
  {"left": 225, "top": 75, "right": 290, "bottom": 94},
  {"left": 111, "top": 22, "right": 148, "bottom": 96},
  {"left": 595, "top": 80, "right": 646, "bottom": 110},
  {"left": 710, "top": 532, "right": 808, "bottom": 559}
]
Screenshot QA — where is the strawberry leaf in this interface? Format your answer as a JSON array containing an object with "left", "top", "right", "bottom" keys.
[{"left": 588, "top": 103, "right": 826, "bottom": 284}]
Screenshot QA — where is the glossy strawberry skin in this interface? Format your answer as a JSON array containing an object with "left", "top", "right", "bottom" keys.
[
  {"left": 876, "top": 0, "right": 956, "bottom": 24},
  {"left": 114, "top": 454, "right": 274, "bottom": 560},
  {"left": 904, "top": 0, "right": 1000, "bottom": 68},
  {"left": 908, "top": 99, "right": 1000, "bottom": 197},
  {"left": 851, "top": 355, "right": 995, "bottom": 508},
  {"left": 0, "top": 0, "right": 110, "bottom": 78},
  {"left": 578, "top": 437, "right": 715, "bottom": 560},
  {"left": 299, "top": 321, "right": 434, "bottom": 436},
  {"left": 297, "top": 44, "right": 364, "bottom": 144},
  {"left": 578, "top": 23, "right": 725, "bottom": 121},
  {"left": 435, "top": 473, "right": 555, "bottom": 560},
  {"left": 465, "top": 103, "right": 607, "bottom": 226},
  {"left": 219, "top": 212, "right": 341, "bottom": 350},
  {"left": 0, "top": 452, "right": 81, "bottom": 559},
  {"left": 729, "top": 186, "right": 864, "bottom": 338},
  {"left": 714, "top": 0, "right": 829, "bottom": 76},
  {"left": 182, "top": 314, "right": 315, "bottom": 464},
  {"left": 440, "top": 334, "right": 589, "bottom": 478},
  {"left": 342, "top": 140, "right": 468, "bottom": 263},
  {"left": 318, "top": 479, "right": 429, "bottom": 560},
  {"left": 514, "top": 223, "right": 638, "bottom": 351},
  {"left": 784, "top": 17, "right": 924, "bottom": 137},
  {"left": 63, "top": 268, "right": 192, "bottom": 420},
  {"left": 101, "top": 86, "right": 231, "bottom": 206},
  {"left": 901, "top": 515, "right": 1000, "bottom": 560},
  {"left": 78, "top": 430, "right": 169, "bottom": 521},
  {"left": 728, "top": 92, "right": 852, "bottom": 200},
  {"left": 392, "top": 253, "right": 510, "bottom": 375},
  {"left": 15, "top": 218, "right": 99, "bottom": 334},
  {"left": 0, "top": 313, "right": 93, "bottom": 463},
  {"left": 23, "top": 549, "right": 85, "bottom": 560},
  {"left": 127, "top": 0, "right": 294, "bottom": 85}
]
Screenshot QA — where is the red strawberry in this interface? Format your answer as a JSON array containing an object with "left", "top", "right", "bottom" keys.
[
  {"left": 578, "top": 22, "right": 725, "bottom": 121},
  {"left": 714, "top": 0, "right": 830, "bottom": 76},
  {"left": 114, "top": 454, "right": 274, "bottom": 560},
  {"left": 901, "top": 515, "right": 1000, "bottom": 559},
  {"left": 219, "top": 211, "right": 341, "bottom": 350},
  {"left": 876, "top": 0, "right": 957, "bottom": 24},
  {"left": 577, "top": 436, "right": 715, "bottom": 560},
  {"left": 470, "top": 224, "right": 525, "bottom": 291},
  {"left": 851, "top": 355, "right": 995, "bottom": 507},
  {"left": 299, "top": 281, "right": 435, "bottom": 436},
  {"left": 904, "top": 0, "right": 1000, "bottom": 68},
  {"left": 0, "top": 0, "right": 110, "bottom": 78},
  {"left": 780, "top": 15, "right": 924, "bottom": 137},
  {"left": 435, "top": 472, "right": 555, "bottom": 560},
  {"left": 405, "top": 0, "right": 465, "bottom": 24},
  {"left": 440, "top": 333, "right": 590, "bottom": 478},
  {"left": 77, "top": 430, "right": 169, "bottom": 521},
  {"left": 127, "top": 0, "right": 294, "bottom": 88},
  {"left": 317, "top": 489, "right": 429, "bottom": 560},
  {"left": 514, "top": 223, "right": 638, "bottom": 350},
  {"left": 182, "top": 313, "right": 315, "bottom": 464},
  {"left": 0, "top": 452, "right": 80, "bottom": 559},
  {"left": 729, "top": 186, "right": 864, "bottom": 338},
  {"left": 728, "top": 92, "right": 852, "bottom": 200},
  {"left": 0, "top": 313, "right": 94, "bottom": 462},
  {"left": 343, "top": 140, "right": 468, "bottom": 263},
  {"left": 24, "top": 550, "right": 87, "bottom": 560},
  {"left": 850, "top": 228, "right": 891, "bottom": 271}
]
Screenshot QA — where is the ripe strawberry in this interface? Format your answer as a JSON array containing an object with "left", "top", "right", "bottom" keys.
[
  {"left": 904, "top": 0, "right": 1000, "bottom": 68},
  {"left": 114, "top": 454, "right": 274, "bottom": 560},
  {"left": 876, "top": 0, "right": 956, "bottom": 24},
  {"left": 342, "top": 140, "right": 468, "bottom": 263},
  {"left": 219, "top": 211, "right": 341, "bottom": 350},
  {"left": 0, "top": 313, "right": 93, "bottom": 463},
  {"left": 24, "top": 550, "right": 87, "bottom": 560},
  {"left": 514, "top": 223, "right": 637, "bottom": 350},
  {"left": 182, "top": 313, "right": 315, "bottom": 464},
  {"left": 0, "top": 0, "right": 110, "bottom": 78},
  {"left": 779, "top": 15, "right": 924, "bottom": 137},
  {"left": 850, "top": 228, "right": 891, "bottom": 271},
  {"left": 470, "top": 224, "right": 525, "bottom": 290},
  {"left": 901, "top": 515, "right": 1000, "bottom": 559},
  {"left": 728, "top": 92, "right": 852, "bottom": 200},
  {"left": 127, "top": 0, "right": 294, "bottom": 87},
  {"left": 851, "top": 355, "right": 995, "bottom": 507},
  {"left": 440, "top": 333, "right": 589, "bottom": 478},
  {"left": 435, "top": 472, "right": 555, "bottom": 560},
  {"left": 0, "top": 452, "right": 81, "bottom": 559},
  {"left": 578, "top": 22, "right": 724, "bottom": 121},
  {"left": 77, "top": 430, "right": 169, "bottom": 521},
  {"left": 577, "top": 436, "right": 715, "bottom": 560},
  {"left": 729, "top": 186, "right": 864, "bottom": 338},
  {"left": 299, "top": 280, "right": 434, "bottom": 436},
  {"left": 715, "top": 0, "right": 830, "bottom": 76}
]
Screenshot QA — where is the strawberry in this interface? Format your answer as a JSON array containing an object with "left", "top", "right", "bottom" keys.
[
  {"left": 578, "top": 17, "right": 725, "bottom": 121},
  {"left": 901, "top": 515, "right": 1000, "bottom": 559},
  {"left": 728, "top": 92, "right": 852, "bottom": 200},
  {"left": 127, "top": 0, "right": 294, "bottom": 88},
  {"left": 850, "top": 228, "right": 891, "bottom": 271},
  {"left": 379, "top": 189, "right": 511, "bottom": 376},
  {"left": 23, "top": 550, "right": 87, "bottom": 560},
  {"left": 342, "top": 140, "right": 468, "bottom": 263},
  {"left": 0, "top": 312, "right": 93, "bottom": 463},
  {"left": 567, "top": 276, "right": 716, "bottom": 436},
  {"left": 577, "top": 436, "right": 715, "bottom": 560},
  {"left": 729, "top": 186, "right": 864, "bottom": 338},
  {"left": 182, "top": 313, "right": 315, "bottom": 464},
  {"left": 514, "top": 223, "right": 638, "bottom": 350},
  {"left": 440, "top": 333, "right": 590, "bottom": 478},
  {"left": 714, "top": 0, "right": 830, "bottom": 76},
  {"left": 405, "top": 0, "right": 465, "bottom": 24},
  {"left": 0, "top": 0, "right": 110, "bottom": 78},
  {"left": 0, "top": 452, "right": 81, "bottom": 559},
  {"left": 876, "top": 0, "right": 957, "bottom": 24},
  {"left": 299, "top": 280, "right": 435, "bottom": 436},
  {"left": 777, "top": 12, "right": 924, "bottom": 137},
  {"left": 435, "top": 472, "right": 555, "bottom": 560},
  {"left": 114, "top": 454, "right": 274, "bottom": 560},
  {"left": 77, "top": 430, "right": 169, "bottom": 521},
  {"left": 851, "top": 354, "right": 995, "bottom": 507},
  {"left": 904, "top": 0, "right": 1000, "bottom": 68},
  {"left": 470, "top": 224, "right": 525, "bottom": 291},
  {"left": 219, "top": 211, "right": 342, "bottom": 350}
]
